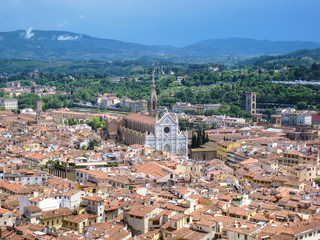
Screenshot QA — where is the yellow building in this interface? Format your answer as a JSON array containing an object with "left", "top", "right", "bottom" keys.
[
  {"left": 40, "top": 208, "right": 73, "bottom": 229},
  {"left": 22, "top": 142, "right": 40, "bottom": 151},
  {"left": 280, "top": 151, "right": 319, "bottom": 166},
  {"left": 217, "top": 141, "right": 241, "bottom": 161},
  {"left": 63, "top": 213, "right": 97, "bottom": 233},
  {"left": 224, "top": 205, "right": 256, "bottom": 220},
  {"left": 126, "top": 205, "right": 162, "bottom": 235}
]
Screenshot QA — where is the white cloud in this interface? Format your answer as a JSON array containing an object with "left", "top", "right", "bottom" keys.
[
  {"left": 58, "top": 20, "right": 70, "bottom": 28},
  {"left": 79, "top": 14, "right": 85, "bottom": 19},
  {"left": 57, "top": 35, "right": 80, "bottom": 41},
  {"left": 20, "top": 27, "right": 34, "bottom": 39}
]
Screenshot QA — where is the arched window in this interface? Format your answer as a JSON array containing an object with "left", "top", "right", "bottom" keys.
[{"left": 164, "top": 144, "right": 170, "bottom": 152}]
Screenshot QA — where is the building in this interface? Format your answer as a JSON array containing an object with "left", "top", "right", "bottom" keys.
[
  {"left": 145, "top": 113, "right": 188, "bottom": 155},
  {"left": 205, "top": 115, "right": 246, "bottom": 128},
  {"left": 40, "top": 208, "right": 73, "bottom": 229},
  {"left": 217, "top": 141, "right": 241, "bottom": 162},
  {"left": 0, "top": 208, "right": 15, "bottom": 226},
  {"left": 81, "top": 196, "right": 105, "bottom": 222},
  {"left": 63, "top": 214, "right": 98, "bottom": 233},
  {"left": 280, "top": 151, "right": 319, "bottom": 166},
  {"left": 311, "top": 111, "right": 320, "bottom": 125},
  {"left": 125, "top": 204, "right": 162, "bottom": 235},
  {"left": 172, "top": 102, "right": 191, "bottom": 113},
  {"left": 0, "top": 98, "right": 18, "bottom": 110},
  {"left": 123, "top": 98, "right": 147, "bottom": 112},
  {"left": 149, "top": 72, "right": 157, "bottom": 118},
  {"left": 287, "top": 125, "right": 318, "bottom": 141},
  {"left": 6, "top": 82, "right": 21, "bottom": 89},
  {"left": 246, "top": 92, "right": 256, "bottom": 114},
  {"left": 172, "top": 102, "right": 221, "bottom": 114},
  {"left": 105, "top": 75, "right": 188, "bottom": 156},
  {"left": 282, "top": 108, "right": 312, "bottom": 125}
]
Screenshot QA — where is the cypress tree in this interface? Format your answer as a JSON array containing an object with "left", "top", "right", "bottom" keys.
[{"left": 191, "top": 135, "right": 197, "bottom": 148}]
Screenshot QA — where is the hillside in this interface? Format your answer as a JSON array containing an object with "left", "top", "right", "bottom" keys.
[
  {"left": 193, "top": 38, "right": 320, "bottom": 56},
  {"left": 0, "top": 30, "right": 320, "bottom": 61},
  {"left": 241, "top": 48, "right": 320, "bottom": 66}
]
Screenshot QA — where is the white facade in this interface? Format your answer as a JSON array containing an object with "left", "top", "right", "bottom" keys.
[
  {"left": 0, "top": 98, "right": 18, "bottom": 110},
  {"left": 145, "top": 112, "right": 188, "bottom": 156}
]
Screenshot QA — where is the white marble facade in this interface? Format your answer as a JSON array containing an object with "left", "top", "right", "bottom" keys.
[{"left": 145, "top": 112, "right": 188, "bottom": 156}]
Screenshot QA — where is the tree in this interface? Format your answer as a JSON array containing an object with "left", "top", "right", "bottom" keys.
[
  {"left": 228, "top": 105, "right": 243, "bottom": 118},
  {"left": 205, "top": 134, "right": 209, "bottom": 143},
  {"left": 218, "top": 105, "right": 229, "bottom": 115},
  {"left": 81, "top": 145, "right": 87, "bottom": 150},
  {"left": 201, "top": 129, "right": 206, "bottom": 144},
  {"left": 211, "top": 122, "right": 219, "bottom": 129},
  {"left": 196, "top": 132, "right": 203, "bottom": 147},
  {"left": 196, "top": 123, "right": 210, "bottom": 131},
  {"left": 178, "top": 118, "right": 189, "bottom": 131},
  {"left": 87, "top": 139, "right": 99, "bottom": 150},
  {"left": 204, "top": 108, "right": 220, "bottom": 116},
  {"left": 87, "top": 117, "right": 104, "bottom": 131},
  {"left": 296, "top": 101, "right": 308, "bottom": 110},
  {"left": 191, "top": 135, "right": 197, "bottom": 148},
  {"left": 17, "top": 93, "right": 40, "bottom": 109}
]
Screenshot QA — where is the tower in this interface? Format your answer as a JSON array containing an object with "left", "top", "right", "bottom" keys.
[
  {"left": 149, "top": 71, "right": 157, "bottom": 118},
  {"left": 246, "top": 92, "right": 256, "bottom": 114},
  {"left": 34, "top": 101, "right": 42, "bottom": 124}
]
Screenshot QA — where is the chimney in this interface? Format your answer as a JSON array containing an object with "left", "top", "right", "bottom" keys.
[{"left": 234, "top": 220, "right": 239, "bottom": 228}]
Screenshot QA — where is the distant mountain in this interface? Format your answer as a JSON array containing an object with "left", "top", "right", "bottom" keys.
[
  {"left": 0, "top": 30, "right": 320, "bottom": 60},
  {"left": 192, "top": 38, "right": 320, "bottom": 56},
  {"left": 0, "top": 30, "right": 174, "bottom": 60},
  {"left": 241, "top": 48, "right": 320, "bottom": 66}
]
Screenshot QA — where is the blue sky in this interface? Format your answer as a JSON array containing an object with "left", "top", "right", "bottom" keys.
[{"left": 1, "top": 0, "right": 319, "bottom": 46}]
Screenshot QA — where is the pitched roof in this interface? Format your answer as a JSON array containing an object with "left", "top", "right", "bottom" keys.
[{"left": 124, "top": 112, "right": 155, "bottom": 126}]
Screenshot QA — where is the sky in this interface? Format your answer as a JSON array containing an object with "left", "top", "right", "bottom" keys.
[{"left": 0, "top": 0, "right": 319, "bottom": 47}]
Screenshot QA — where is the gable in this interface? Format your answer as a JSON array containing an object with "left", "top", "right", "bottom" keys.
[{"left": 157, "top": 113, "right": 177, "bottom": 126}]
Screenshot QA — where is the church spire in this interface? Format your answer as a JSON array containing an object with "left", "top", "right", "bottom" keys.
[{"left": 149, "top": 70, "right": 157, "bottom": 118}]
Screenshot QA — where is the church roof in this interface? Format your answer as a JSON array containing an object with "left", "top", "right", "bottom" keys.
[{"left": 124, "top": 113, "right": 156, "bottom": 126}]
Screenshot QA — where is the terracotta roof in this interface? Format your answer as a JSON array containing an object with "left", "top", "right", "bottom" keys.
[
  {"left": 127, "top": 204, "right": 157, "bottom": 217},
  {"left": 41, "top": 208, "right": 73, "bottom": 220},
  {"left": 82, "top": 195, "right": 105, "bottom": 202},
  {"left": 64, "top": 213, "right": 95, "bottom": 223},
  {"left": 124, "top": 112, "right": 155, "bottom": 126},
  {"left": 25, "top": 205, "right": 42, "bottom": 213}
]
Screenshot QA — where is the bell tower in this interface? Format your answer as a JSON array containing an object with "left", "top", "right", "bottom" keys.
[{"left": 149, "top": 71, "right": 158, "bottom": 118}]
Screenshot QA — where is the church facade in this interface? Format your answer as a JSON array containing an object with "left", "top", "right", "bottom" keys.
[
  {"left": 145, "top": 113, "right": 188, "bottom": 156},
  {"left": 104, "top": 73, "right": 188, "bottom": 156}
]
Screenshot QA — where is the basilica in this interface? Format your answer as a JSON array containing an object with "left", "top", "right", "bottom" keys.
[{"left": 105, "top": 74, "right": 188, "bottom": 156}]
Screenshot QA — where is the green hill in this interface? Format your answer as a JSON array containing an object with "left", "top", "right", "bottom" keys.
[
  {"left": 241, "top": 48, "right": 320, "bottom": 66},
  {"left": 1, "top": 30, "right": 320, "bottom": 61}
]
